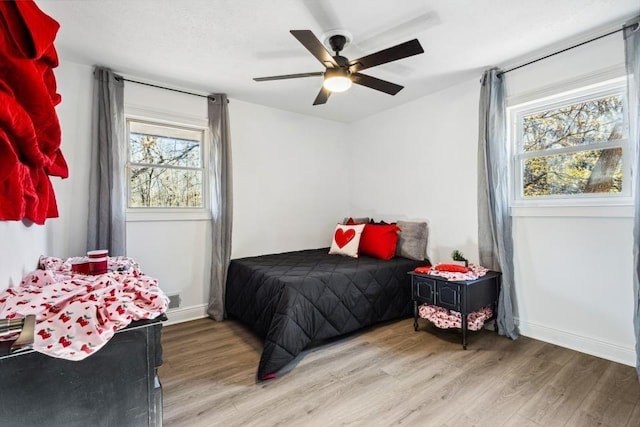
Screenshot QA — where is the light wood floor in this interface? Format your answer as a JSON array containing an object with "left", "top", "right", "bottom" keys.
[{"left": 159, "top": 318, "right": 640, "bottom": 427}]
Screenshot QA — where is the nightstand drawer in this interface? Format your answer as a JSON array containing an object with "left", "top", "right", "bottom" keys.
[
  {"left": 413, "top": 276, "right": 436, "bottom": 304},
  {"left": 436, "top": 282, "right": 461, "bottom": 311}
]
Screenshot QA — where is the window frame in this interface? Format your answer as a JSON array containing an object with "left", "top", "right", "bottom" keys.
[
  {"left": 508, "top": 76, "right": 633, "bottom": 209},
  {"left": 124, "top": 109, "right": 211, "bottom": 222}
]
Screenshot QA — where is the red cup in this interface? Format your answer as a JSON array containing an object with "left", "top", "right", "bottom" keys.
[
  {"left": 89, "top": 256, "right": 108, "bottom": 275},
  {"left": 71, "top": 259, "right": 91, "bottom": 274}
]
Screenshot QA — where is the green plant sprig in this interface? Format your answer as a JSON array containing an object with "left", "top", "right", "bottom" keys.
[{"left": 451, "top": 250, "right": 467, "bottom": 262}]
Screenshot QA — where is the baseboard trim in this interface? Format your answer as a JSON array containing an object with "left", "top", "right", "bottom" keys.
[
  {"left": 516, "top": 318, "right": 636, "bottom": 367},
  {"left": 164, "top": 304, "right": 208, "bottom": 326}
]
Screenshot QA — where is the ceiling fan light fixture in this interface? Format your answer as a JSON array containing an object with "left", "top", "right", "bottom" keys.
[{"left": 323, "top": 68, "right": 352, "bottom": 92}]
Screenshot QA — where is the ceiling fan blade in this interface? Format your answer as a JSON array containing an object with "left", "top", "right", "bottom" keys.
[
  {"left": 351, "top": 73, "right": 403, "bottom": 95},
  {"left": 313, "top": 86, "right": 331, "bottom": 105},
  {"left": 290, "top": 30, "right": 338, "bottom": 68},
  {"left": 348, "top": 39, "right": 424, "bottom": 73},
  {"left": 254, "top": 72, "right": 323, "bottom": 82}
]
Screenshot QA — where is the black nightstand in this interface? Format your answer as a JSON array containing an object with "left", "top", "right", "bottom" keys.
[{"left": 409, "top": 270, "right": 501, "bottom": 349}]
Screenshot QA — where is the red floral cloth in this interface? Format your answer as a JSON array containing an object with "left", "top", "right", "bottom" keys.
[
  {"left": 418, "top": 304, "right": 493, "bottom": 331},
  {"left": 0, "top": 256, "right": 168, "bottom": 360}
]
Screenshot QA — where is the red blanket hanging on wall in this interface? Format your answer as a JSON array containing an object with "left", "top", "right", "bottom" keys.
[{"left": 0, "top": 0, "right": 66, "bottom": 225}]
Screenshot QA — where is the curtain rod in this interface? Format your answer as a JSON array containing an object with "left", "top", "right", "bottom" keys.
[
  {"left": 120, "top": 77, "right": 229, "bottom": 103},
  {"left": 499, "top": 22, "right": 639, "bottom": 77}
]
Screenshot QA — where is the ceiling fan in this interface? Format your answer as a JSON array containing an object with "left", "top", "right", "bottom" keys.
[{"left": 253, "top": 30, "right": 424, "bottom": 105}]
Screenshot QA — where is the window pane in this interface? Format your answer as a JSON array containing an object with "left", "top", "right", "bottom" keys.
[
  {"left": 129, "top": 166, "right": 203, "bottom": 207},
  {"left": 129, "top": 121, "right": 202, "bottom": 168},
  {"left": 522, "top": 147, "right": 622, "bottom": 197},
  {"left": 522, "top": 94, "right": 623, "bottom": 153}
]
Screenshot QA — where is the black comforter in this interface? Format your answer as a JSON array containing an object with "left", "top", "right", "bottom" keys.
[{"left": 225, "top": 248, "right": 425, "bottom": 379}]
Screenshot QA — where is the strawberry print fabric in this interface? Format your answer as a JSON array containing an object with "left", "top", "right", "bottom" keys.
[
  {"left": 0, "top": 256, "right": 168, "bottom": 360},
  {"left": 418, "top": 304, "right": 493, "bottom": 331}
]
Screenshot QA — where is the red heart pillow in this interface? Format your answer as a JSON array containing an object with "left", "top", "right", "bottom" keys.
[{"left": 328, "top": 224, "right": 365, "bottom": 258}]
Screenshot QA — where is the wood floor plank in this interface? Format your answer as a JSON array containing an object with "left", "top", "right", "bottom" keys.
[
  {"left": 626, "top": 402, "right": 640, "bottom": 427},
  {"left": 442, "top": 352, "right": 565, "bottom": 426},
  {"left": 158, "top": 318, "right": 640, "bottom": 427},
  {"left": 528, "top": 338, "right": 578, "bottom": 366},
  {"left": 516, "top": 352, "right": 613, "bottom": 426},
  {"left": 379, "top": 346, "right": 516, "bottom": 425},
  {"left": 502, "top": 413, "right": 541, "bottom": 427},
  {"left": 566, "top": 389, "right": 637, "bottom": 427},
  {"left": 594, "top": 362, "right": 640, "bottom": 404}
]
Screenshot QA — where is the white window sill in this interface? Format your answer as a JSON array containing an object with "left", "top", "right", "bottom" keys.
[
  {"left": 126, "top": 210, "right": 211, "bottom": 222},
  {"left": 511, "top": 204, "right": 633, "bottom": 218}
]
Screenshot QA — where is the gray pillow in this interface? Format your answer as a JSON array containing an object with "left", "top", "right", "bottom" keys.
[{"left": 396, "top": 221, "right": 428, "bottom": 261}]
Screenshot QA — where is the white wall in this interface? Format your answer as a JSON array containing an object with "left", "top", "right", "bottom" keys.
[
  {"left": 48, "top": 61, "right": 93, "bottom": 258},
  {"left": 347, "top": 78, "right": 481, "bottom": 264},
  {"left": 506, "top": 33, "right": 635, "bottom": 365},
  {"left": 124, "top": 82, "right": 350, "bottom": 323},
  {"left": 1, "top": 62, "right": 350, "bottom": 327},
  {"left": 347, "top": 32, "right": 635, "bottom": 366},
  {"left": 0, "top": 223, "right": 48, "bottom": 289},
  {"left": 230, "top": 100, "right": 350, "bottom": 259},
  {"left": 512, "top": 216, "right": 633, "bottom": 363},
  {"left": 0, "top": 60, "right": 93, "bottom": 290}
]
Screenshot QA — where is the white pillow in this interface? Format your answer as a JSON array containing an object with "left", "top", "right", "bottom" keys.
[{"left": 328, "top": 223, "right": 365, "bottom": 258}]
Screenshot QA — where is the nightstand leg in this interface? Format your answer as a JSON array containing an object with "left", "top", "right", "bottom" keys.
[
  {"left": 413, "top": 300, "right": 418, "bottom": 331},
  {"left": 462, "top": 314, "right": 468, "bottom": 350}
]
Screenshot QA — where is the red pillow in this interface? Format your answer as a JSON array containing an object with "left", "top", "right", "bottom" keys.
[
  {"left": 435, "top": 263, "right": 469, "bottom": 273},
  {"left": 359, "top": 224, "right": 400, "bottom": 260}
]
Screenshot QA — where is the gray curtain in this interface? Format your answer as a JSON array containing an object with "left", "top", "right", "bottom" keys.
[
  {"left": 207, "top": 94, "right": 233, "bottom": 321},
  {"left": 478, "top": 68, "right": 518, "bottom": 340},
  {"left": 625, "top": 16, "right": 640, "bottom": 379},
  {"left": 88, "top": 67, "right": 126, "bottom": 255}
]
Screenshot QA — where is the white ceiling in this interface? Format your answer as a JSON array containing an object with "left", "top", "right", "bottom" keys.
[{"left": 38, "top": 0, "right": 639, "bottom": 123}]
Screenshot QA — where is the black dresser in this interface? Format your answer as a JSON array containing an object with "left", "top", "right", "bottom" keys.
[{"left": 0, "top": 317, "right": 164, "bottom": 427}]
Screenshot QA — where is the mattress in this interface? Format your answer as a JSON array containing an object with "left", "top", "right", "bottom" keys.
[{"left": 225, "top": 248, "right": 425, "bottom": 379}]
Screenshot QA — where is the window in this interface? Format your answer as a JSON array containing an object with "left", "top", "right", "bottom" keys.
[
  {"left": 510, "top": 78, "right": 630, "bottom": 204},
  {"left": 126, "top": 119, "right": 206, "bottom": 209}
]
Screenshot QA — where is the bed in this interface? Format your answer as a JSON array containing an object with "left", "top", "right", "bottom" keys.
[{"left": 225, "top": 248, "right": 426, "bottom": 379}]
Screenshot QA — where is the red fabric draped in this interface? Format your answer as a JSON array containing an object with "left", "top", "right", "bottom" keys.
[{"left": 0, "top": 0, "right": 66, "bottom": 224}]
